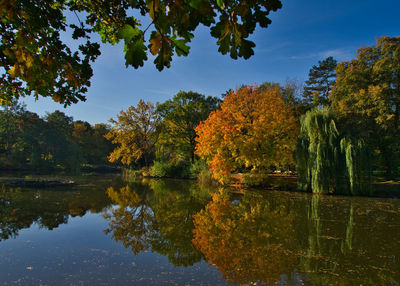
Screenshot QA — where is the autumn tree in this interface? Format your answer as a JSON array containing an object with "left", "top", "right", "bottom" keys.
[
  {"left": 195, "top": 85, "right": 298, "bottom": 183},
  {"left": 260, "top": 79, "right": 307, "bottom": 116},
  {"left": 0, "top": 0, "right": 282, "bottom": 105},
  {"left": 105, "top": 100, "right": 159, "bottom": 167},
  {"left": 303, "top": 56, "right": 337, "bottom": 108},
  {"left": 156, "top": 91, "right": 220, "bottom": 163},
  {"left": 331, "top": 36, "right": 400, "bottom": 177}
]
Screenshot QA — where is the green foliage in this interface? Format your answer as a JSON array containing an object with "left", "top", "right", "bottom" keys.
[
  {"left": 150, "top": 161, "right": 172, "bottom": 177},
  {"left": 331, "top": 36, "right": 400, "bottom": 178},
  {"left": 150, "top": 159, "right": 191, "bottom": 178},
  {"left": 0, "top": 0, "right": 282, "bottom": 105},
  {"left": 296, "top": 108, "right": 341, "bottom": 193},
  {"left": 0, "top": 1, "right": 100, "bottom": 106},
  {"left": 189, "top": 159, "right": 208, "bottom": 176},
  {"left": 340, "top": 137, "right": 372, "bottom": 195},
  {"left": 0, "top": 102, "right": 114, "bottom": 171},
  {"left": 156, "top": 91, "right": 220, "bottom": 163},
  {"left": 303, "top": 56, "right": 337, "bottom": 108},
  {"left": 148, "top": 159, "right": 211, "bottom": 179},
  {"left": 296, "top": 108, "right": 371, "bottom": 195},
  {"left": 104, "top": 180, "right": 210, "bottom": 266},
  {"left": 189, "top": 159, "right": 214, "bottom": 184}
]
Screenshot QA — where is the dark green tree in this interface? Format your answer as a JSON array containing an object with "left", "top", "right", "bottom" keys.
[
  {"left": 303, "top": 56, "right": 337, "bottom": 108},
  {"left": 43, "top": 110, "right": 83, "bottom": 171},
  {"left": 72, "top": 121, "right": 114, "bottom": 165},
  {"left": 14, "top": 111, "right": 47, "bottom": 169},
  {"left": 0, "top": 104, "right": 114, "bottom": 170},
  {"left": 90, "top": 123, "right": 115, "bottom": 164},
  {"left": 0, "top": 100, "right": 25, "bottom": 156},
  {"left": 156, "top": 91, "right": 220, "bottom": 163}
]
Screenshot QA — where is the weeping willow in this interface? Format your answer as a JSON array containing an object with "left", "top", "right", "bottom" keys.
[
  {"left": 340, "top": 137, "right": 372, "bottom": 195},
  {"left": 296, "top": 108, "right": 371, "bottom": 195}
]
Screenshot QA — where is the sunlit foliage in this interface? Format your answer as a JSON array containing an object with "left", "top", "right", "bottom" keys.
[
  {"left": 195, "top": 85, "right": 298, "bottom": 183},
  {"left": 105, "top": 100, "right": 159, "bottom": 166},
  {"left": 331, "top": 36, "right": 400, "bottom": 177}
]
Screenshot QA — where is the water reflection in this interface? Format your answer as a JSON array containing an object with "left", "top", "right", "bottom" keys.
[
  {"left": 301, "top": 194, "right": 400, "bottom": 284},
  {"left": 192, "top": 189, "right": 299, "bottom": 284},
  {"left": 191, "top": 189, "right": 400, "bottom": 285},
  {"left": 103, "top": 179, "right": 212, "bottom": 267},
  {"left": 1, "top": 176, "right": 400, "bottom": 285},
  {"left": 0, "top": 183, "right": 111, "bottom": 241}
]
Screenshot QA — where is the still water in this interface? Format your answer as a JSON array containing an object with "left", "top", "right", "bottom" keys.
[{"left": 0, "top": 174, "right": 399, "bottom": 285}]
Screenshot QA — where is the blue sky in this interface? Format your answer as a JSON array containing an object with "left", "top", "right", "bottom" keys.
[{"left": 23, "top": 0, "right": 400, "bottom": 124}]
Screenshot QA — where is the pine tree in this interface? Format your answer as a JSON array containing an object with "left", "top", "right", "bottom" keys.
[{"left": 303, "top": 57, "right": 337, "bottom": 108}]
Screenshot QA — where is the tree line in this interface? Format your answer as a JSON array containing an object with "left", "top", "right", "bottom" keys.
[
  {"left": 107, "top": 36, "right": 400, "bottom": 195},
  {"left": 0, "top": 101, "right": 114, "bottom": 171},
  {"left": 2, "top": 36, "right": 398, "bottom": 195}
]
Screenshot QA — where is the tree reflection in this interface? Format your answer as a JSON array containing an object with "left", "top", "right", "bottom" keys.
[
  {"left": 192, "top": 189, "right": 400, "bottom": 285},
  {"left": 0, "top": 183, "right": 111, "bottom": 241},
  {"left": 301, "top": 195, "right": 400, "bottom": 284},
  {"left": 2, "top": 177, "right": 400, "bottom": 284},
  {"left": 192, "top": 189, "right": 298, "bottom": 284},
  {"left": 150, "top": 180, "right": 209, "bottom": 266},
  {"left": 103, "top": 179, "right": 211, "bottom": 266},
  {"left": 104, "top": 184, "right": 155, "bottom": 254}
]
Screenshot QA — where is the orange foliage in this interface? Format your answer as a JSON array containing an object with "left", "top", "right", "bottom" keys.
[
  {"left": 195, "top": 85, "right": 298, "bottom": 183},
  {"left": 192, "top": 189, "right": 297, "bottom": 284}
]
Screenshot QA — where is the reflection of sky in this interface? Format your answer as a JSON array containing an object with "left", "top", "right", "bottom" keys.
[
  {"left": 0, "top": 213, "right": 224, "bottom": 285},
  {"left": 23, "top": 0, "right": 400, "bottom": 124}
]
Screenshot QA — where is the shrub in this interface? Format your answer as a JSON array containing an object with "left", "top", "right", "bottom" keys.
[
  {"left": 150, "top": 160, "right": 191, "bottom": 178},
  {"left": 189, "top": 160, "right": 214, "bottom": 184}
]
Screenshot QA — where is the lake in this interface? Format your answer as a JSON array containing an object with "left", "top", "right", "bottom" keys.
[{"left": 1, "top": 174, "right": 399, "bottom": 285}]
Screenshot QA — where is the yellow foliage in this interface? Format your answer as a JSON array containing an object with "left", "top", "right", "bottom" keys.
[
  {"left": 105, "top": 100, "right": 159, "bottom": 166},
  {"left": 150, "top": 33, "right": 163, "bottom": 55}
]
